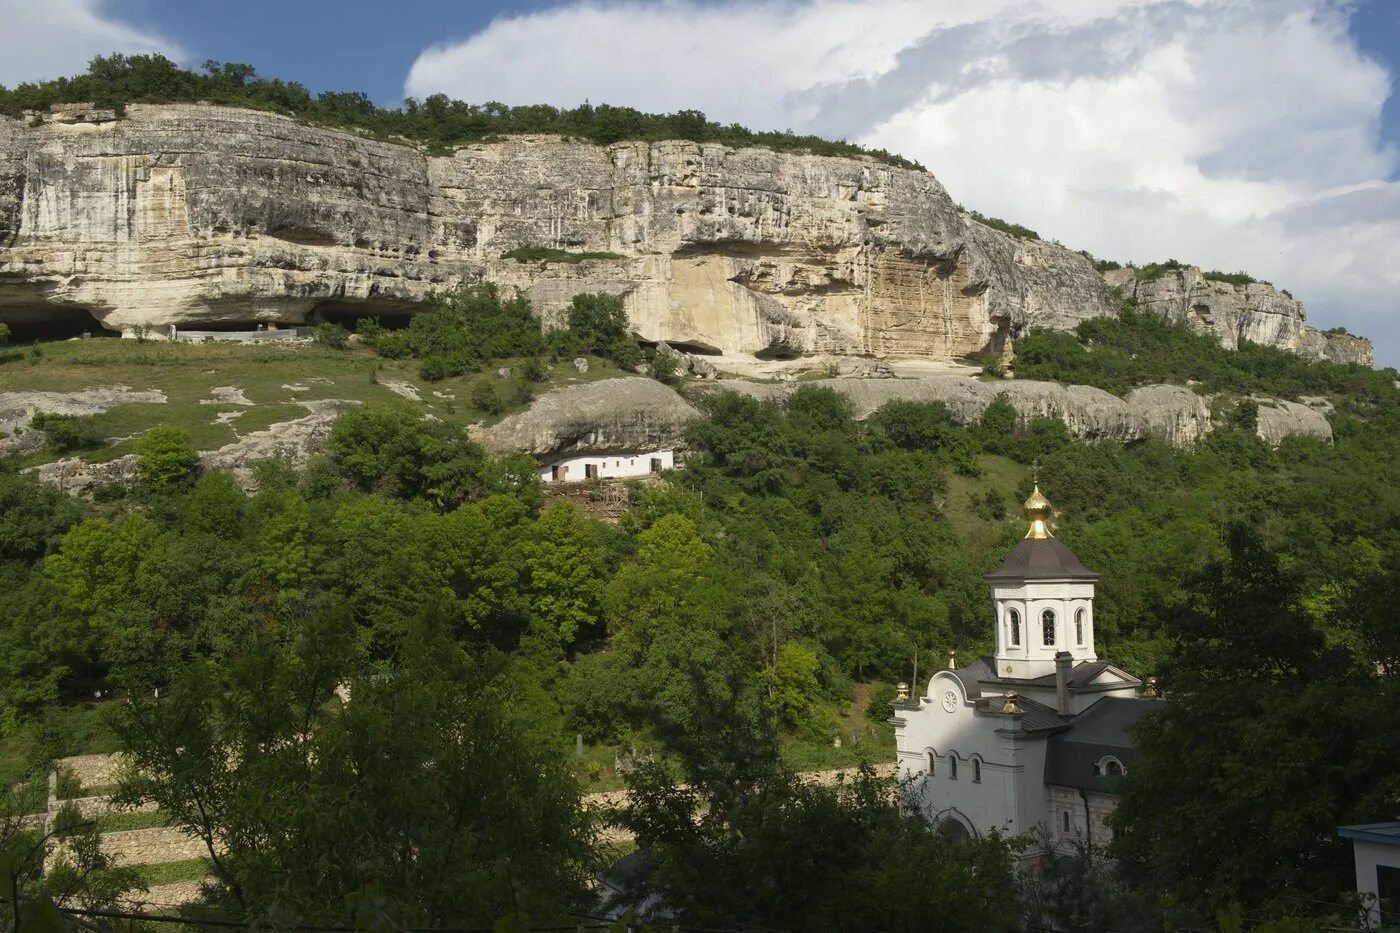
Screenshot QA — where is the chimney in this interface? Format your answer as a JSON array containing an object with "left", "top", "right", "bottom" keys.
[{"left": 1055, "top": 651, "right": 1073, "bottom": 716}]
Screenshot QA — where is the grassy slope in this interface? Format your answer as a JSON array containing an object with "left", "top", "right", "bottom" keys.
[{"left": 0, "top": 339, "right": 627, "bottom": 467}]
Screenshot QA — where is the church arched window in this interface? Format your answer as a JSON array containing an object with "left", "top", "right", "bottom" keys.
[
  {"left": 927, "top": 751, "right": 935, "bottom": 776},
  {"left": 972, "top": 758, "right": 981, "bottom": 783},
  {"left": 1007, "top": 608, "right": 1021, "bottom": 647},
  {"left": 1105, "top": 758, "right": 1124, "bottom": 777},
  {"left": 1063, "top": 811, "right": 1071, "bottom": 833},
  {"left": 949, "top": 756, "right": 958, "bottom": 780},
  {"left": 1075, "top": 608, "right": 1086, "bottom": 645},
  {"left": 1042, "top": 609, "right": 1056, "bottom": 646}
]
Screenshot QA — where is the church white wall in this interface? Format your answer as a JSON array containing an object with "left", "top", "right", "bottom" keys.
[
  {"left": 896, "top": 671, "right": 1050, "bottom": 839},
  {"left": 992, "top": 580, "right": 1097, "bottom": 679},
  {"left": 538, "top": 450, "right": 673, "bottom": 483}
]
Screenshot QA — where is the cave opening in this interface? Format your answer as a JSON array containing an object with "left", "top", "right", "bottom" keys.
[
  {"left": 0, "top": 307, "right": 115, "bottom": 343},
  {"left": 753, "top": 345, "right": 802, "bottom": 361},
  {"left": 311, "top": 302, "right": 420, "bottom": 331}
]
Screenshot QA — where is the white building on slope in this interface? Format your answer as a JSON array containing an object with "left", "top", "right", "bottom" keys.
[
  {"left": 892, "top": 485, "right": 1159, "bottom": 853},
  {"left": 538, "top": 449, "right": 675, "bottom": 483}
]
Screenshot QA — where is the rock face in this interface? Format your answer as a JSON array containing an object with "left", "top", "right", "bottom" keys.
[
  {"left": 1103, "top": 267, "right": 1372, "bottom": 366},
  {"left": 479, "top": 377, "right": 699, "bottom": 458},
  {"left": 1253, "top": 397, "right": 1333, "bottom": 446},
  {"left": 699, "top": 376, "right": 1333, "bottom": 447},
  {"left": 0, "top": 103, "right": 1118, "bottom": 358}
]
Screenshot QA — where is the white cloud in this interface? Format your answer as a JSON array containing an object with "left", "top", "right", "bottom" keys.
[
  {"left": 406, "top": 0, "right": 1400, "bottom": 366},
  {"left": 0, "top": 0, "right": 182, "bottom": 88}
]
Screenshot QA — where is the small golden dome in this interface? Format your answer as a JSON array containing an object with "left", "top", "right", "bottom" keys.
[{"left": 1023, "top": 484, "right": 1054, "bottom": 539}]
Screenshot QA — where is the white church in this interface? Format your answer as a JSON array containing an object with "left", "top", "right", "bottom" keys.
[{"left": 892, "top": 485, "right": 1159, "bottom": 854}]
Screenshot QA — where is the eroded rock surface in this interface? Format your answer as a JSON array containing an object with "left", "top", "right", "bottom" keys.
[
  {"left": 199, "top": 398, "right": 356, "bottom": 485},
  {"left": 700, "top": 376, "right": 1278, "bottom": 447},
  {"left": 0, "top": 386, "right": 166, "bottom": 456},
  {"left": 1253, "top": 397, "right": 1333, "bottom": 446},
  {"left": 1103, "top": 267, "right": 1372, "bottom": 366},
  {"left": 479, "top": 377, "right": 699, "bottom": 457},
  {"left": 0, "top": 104, "right": 1117, "bottom": 359}
]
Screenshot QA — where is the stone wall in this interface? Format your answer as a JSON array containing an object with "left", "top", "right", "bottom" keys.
[{"left": 1047, "top": 785, "right": 1119, "bottom": 851}]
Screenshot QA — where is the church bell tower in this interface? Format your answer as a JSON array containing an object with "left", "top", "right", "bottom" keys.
[{"left": 985, "top": 485, "right": 1099, "bottom": 680}]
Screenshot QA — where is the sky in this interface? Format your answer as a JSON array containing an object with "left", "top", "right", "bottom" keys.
[{"left": 1, "top": 0, "right": 1397, "bottom": 367}]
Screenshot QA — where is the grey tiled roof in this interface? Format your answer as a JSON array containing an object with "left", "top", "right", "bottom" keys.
[
  {"left": 986, "top": 538, "right": 1099, "bottom": 581},
  {"left": 1043, "top": 697, "right": 1163, "bottom": 792}
]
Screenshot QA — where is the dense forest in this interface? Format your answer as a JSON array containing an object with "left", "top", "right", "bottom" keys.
[
  {"left": 0, "top": 55, "right": 923, "bottom": 169},
  {"left": 1, "top": 280, "right": 1398, "bottom": 928}
]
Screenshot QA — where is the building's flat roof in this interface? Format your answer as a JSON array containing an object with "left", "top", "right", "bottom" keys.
[{"left": 1338, "top": 823, "right": 1400, "bottom": 846}]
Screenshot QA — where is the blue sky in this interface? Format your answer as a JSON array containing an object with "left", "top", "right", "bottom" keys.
[{"left": 2, "top": 0, "right": 1398, "bottom": 365}]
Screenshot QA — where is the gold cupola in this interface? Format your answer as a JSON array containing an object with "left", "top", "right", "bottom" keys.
[{"left": 1023, "top": 484, "right": 1054, "bottom": 539}]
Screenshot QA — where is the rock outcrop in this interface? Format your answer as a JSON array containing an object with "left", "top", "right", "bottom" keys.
[
  {"left": 1103, "top": 267, "right": 1372, "bottom": 366},
  {"left": 0, "top": 385, "right": 167, "bottom": 456},
  {"left": 479, "top": 377, "right": 699, "bottom": 458},
  {"left": 700, "top": 376, "right": 1328, "bottom": 447},
  {"left": 1253, "top": 397, "right": 1333, "bottom": 446},
  {"left": 1, "top": 103, "right": 1115, "bottom": 358}
]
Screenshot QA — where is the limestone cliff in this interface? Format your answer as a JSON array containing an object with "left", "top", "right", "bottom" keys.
[
  {"left": 1103, "top": 267, "right": 1372, "bottom": 366},
  {"left": 0, "top": 103, "right": 1114, "bottom": 358}
]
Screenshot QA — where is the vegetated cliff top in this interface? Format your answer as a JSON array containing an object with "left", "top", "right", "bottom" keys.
[{"left": 0, "top": 54, "right": 924, "bottom": 170}]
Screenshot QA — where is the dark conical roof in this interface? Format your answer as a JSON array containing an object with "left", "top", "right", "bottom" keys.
[{"left": 985, "top": 538, "right": 1099, "bottom": 581}]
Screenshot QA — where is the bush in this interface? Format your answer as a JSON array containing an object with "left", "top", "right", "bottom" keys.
[
  {"left": 567, "top": 293, "right": 629, "bottom": 353},
  {"left": 608, "top": 337, "right": 644, "bottom": 373},
  {"left": 29, "top": 412, "right": 106, "bottom": 453},
  {"left": 521, "top": 356, "right": 549, "bottom": 382},
  {"left": 648, "top": 348, "right": 682, "bottom": 386},
  {"left": 1202, "top": 269, "right": 1262, "bottom": 287},
  {"left": 0, "top": 322, "right": 9, "bottom": 344},
  {"left": 969, "top": 210, "right": 1039, "bottom": 240},
  {"left": 311, "top": 322, "right": 350, "bottom": 349},
  {"left": 134, "top": 425, "right": 198, "bottom": 488},
  {"left": 470, "top": 381, "right": 506, "bottom": 415}
]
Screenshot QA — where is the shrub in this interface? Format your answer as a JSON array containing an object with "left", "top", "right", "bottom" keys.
[
  {"left": 567, "top": 293, "right": 629, "bottom": 353},
  {"left": 134, "top": 425, "right": 198, "bottom": 488},
  {"left": 1202, "top": 269, "right": 1261, "bottom": 287},
  {"left": 470, "top": 381, "right": 506, "bottom": 415},
  {"left": 969, "top": 210, "right": 1039, "bottom": 240},
  {"left": 311, "top": 321, "right": 350, "bottom": 349},
  {"left": 0, "top": 322, "right": 10, "bottom": 344},
  {"left": 608, "top": 337, "right": 644, "bottom": 373},
  {"left": 648, "top": 348, "right": 682, "bottom": 386},
  {"left": 29, "top": 412, "right": 107, "bottom": 453},
  {"left": 521, "top": 356, "right": 550, "bottom": 382}
]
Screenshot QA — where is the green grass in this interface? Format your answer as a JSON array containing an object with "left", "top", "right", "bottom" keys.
[
  {"left": 502, "top": 245, "right": 624, "bottom": 264},
  {"left": 99, "top": 809, "right": 170, "bottom": 832},
  {"left": 135, "top": 857, "right": 211, "bottom": 887},
  {"left": 0, "top": 340, "right": 632, "bottom": 467},
  {"left": 945, "top": 455, "right": 1029, "bottom": 548}
]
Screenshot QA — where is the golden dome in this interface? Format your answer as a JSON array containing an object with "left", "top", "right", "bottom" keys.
[{"left": 1023, "top": 484, "right": 1054, "bottom": 539}]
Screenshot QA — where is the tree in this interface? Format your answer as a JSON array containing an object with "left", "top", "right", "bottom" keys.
[
  {"left": 603, "top": 514, "right": 721, "bottom": 655},
  {"left": 1111, "top": 525, "right": 1398, "bottom": 915},
  {"left": 615, "top": 672, "right": 1021, "bottom": 931},
  {"left": 763, "top": 641, "right": 819, "bottom": 727},
  {"left": 134, "top": 425, "right": 197, "bottom": 488},
  {"left": 522, "top": 502, "right": 605, "bottom": 655},
  {"left": 327, "top": 402, "right": 484, "bottom": 509},
  {"left": 114, "top": 613, "right": 598, "bottom": 929},
  {"left": 566, "top": 293, "right": 628, "bottom": 353}
]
